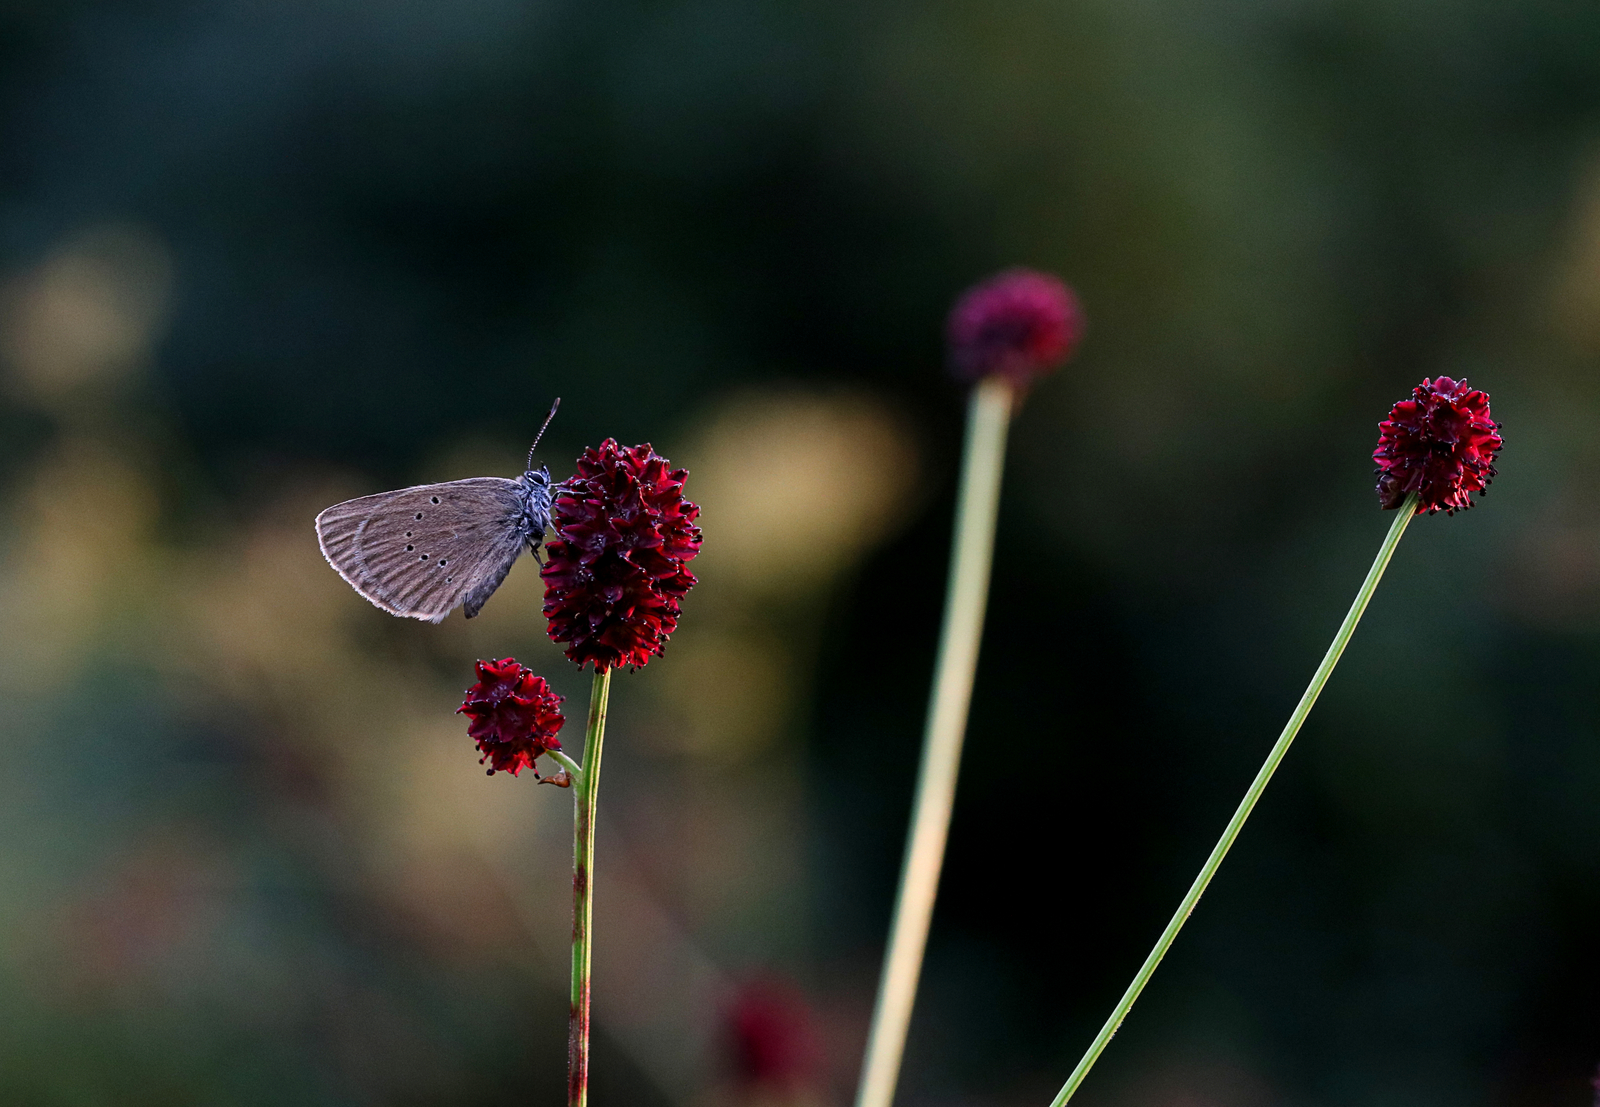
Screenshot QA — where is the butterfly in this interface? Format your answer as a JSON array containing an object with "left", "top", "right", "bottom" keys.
[{"left": 314, "top": 399, "right": 562, "bottom": 623}]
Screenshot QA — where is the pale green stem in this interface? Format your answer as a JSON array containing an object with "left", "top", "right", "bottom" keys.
[
  {"left": 1046, "top": 492, "right": 1421, "bottom": 1107},
  {"left": 855, "top": 375, "right": 1014, "bottom": 1107},
  {"left": 569, "top": 668, "right": 611, "bottom": 1107}
]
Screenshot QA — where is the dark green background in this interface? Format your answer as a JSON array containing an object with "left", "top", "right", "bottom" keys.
[{"left": 1, "top": 0, "right": 1597, "bottom": 1104}]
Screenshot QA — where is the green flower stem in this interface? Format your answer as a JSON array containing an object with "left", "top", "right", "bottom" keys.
[
  {"left": 855, "top": 374, "right": 1014, "bottom": 1107},
  {"left": 547, "top": 748, "right": 584, "bottom": 787},
  {"left": 569, "top": 668, "right": 612, "bottom": 1107},
  {"left": 1046, "top": 491, "right": 1421, "bottom": 1107}
]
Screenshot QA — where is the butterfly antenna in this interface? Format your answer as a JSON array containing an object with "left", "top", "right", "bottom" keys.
[{"left": 527, "top": 397, "right": 561, "bottom": 470}]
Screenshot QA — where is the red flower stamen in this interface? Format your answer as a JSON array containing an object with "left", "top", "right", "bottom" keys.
[
  {"left": 947, "top": 267, "right": 1085, "bottom": 387},
  {"left": 456, "top": 658, "right": 564, "bottom": 776},
  {"left": 1373, "top": 376, "right": 1503, "bottom": 515},
  {"left": 542, "top": 440, "right": 702, "bottom": 672}
]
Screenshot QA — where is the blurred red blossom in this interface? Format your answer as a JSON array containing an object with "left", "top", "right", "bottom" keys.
[
  {"left": 542, "top": 440, "right": 702, "bottom": 672},
  {"left": 456, "top": 657, "right": 564, "bottom": 776},
  {"left": 726, "top": 977, "right": 824, "bottom": 1095},
  {"left": 1373, "top": 376, "right": 1503, "bottom": 515},
  {"left": 946, "top": 267, "right": 1085, "bottom": 387}
]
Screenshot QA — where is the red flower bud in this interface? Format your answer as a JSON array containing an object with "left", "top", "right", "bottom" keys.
[
  {"left": 947, "top": 267, "right": 1085, "bottom": 387},
  {"left": 1373, "top": 376, "right": 1503, "bottom": 515},
  {"left": 542, "top": 440, "right": 702, "bottom": 672},
  {"left": 456, "top": 658, "right": 564, "bottom": 776}
]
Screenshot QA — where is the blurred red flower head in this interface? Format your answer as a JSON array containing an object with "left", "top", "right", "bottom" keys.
[
  {"left": 726, "top": 977, "right": 823, "bottom": 1093},
  {"left": 456, "top": 658, "right": 564, "bottom": 776},
  {"left": 542, "top": 440, "right": 702, "bottom": 672},
  {"left": 1373, "top": 376, "right": 1503, "bottom": 515},
  {"left": 947, "top": 267, "right": 1084, "bottom": 387}
]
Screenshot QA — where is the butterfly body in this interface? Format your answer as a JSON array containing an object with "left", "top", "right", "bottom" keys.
[{"left": 316, "top": 466, "right": 554, "bottom": 623}]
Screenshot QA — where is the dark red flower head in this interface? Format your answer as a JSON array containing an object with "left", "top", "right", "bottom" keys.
[
  {"left": 1373, "top": 376, "right": 1503, "bottom": 515},
  {"left": 947, "top": 267, "right": 1085, "bottom": 387},
  {"left": 542, "top": 441, "right": 702, "bottom": 672},
  {"left": 456, "top": 658, "right": 564, "bottom": 776}
]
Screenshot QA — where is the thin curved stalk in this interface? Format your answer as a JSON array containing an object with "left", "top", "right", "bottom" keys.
[
  {"left": 547, "top": 748, "right": 584, "bottom": 787},
  {"left": 1047, "top": 493, "right": 1420, "bottom": 1106},
  {"left": 855, "top": 375, "right": 1014, "bottom": 1107}
]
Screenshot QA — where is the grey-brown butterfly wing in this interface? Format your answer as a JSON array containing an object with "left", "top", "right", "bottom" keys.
[{"left": 315, "top": 477, "right": 533, "bottom": 623}]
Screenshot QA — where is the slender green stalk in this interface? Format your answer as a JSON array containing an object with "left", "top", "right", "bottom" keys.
[
  {"left": 1046, "top": 492, "right": 1421, "bottom": 1107},
  {"left": 855, "top": 375, "right": 1014, "bottom": 1107},
  {"left": 569, "top": 668, "right": 612, "bottom": 1107}
]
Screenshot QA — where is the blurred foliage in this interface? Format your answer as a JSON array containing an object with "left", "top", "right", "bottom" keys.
[{"left": 2, "top": 0, "right": 1600, "bottom": 1104}]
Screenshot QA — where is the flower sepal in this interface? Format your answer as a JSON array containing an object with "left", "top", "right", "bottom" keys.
[{"left": 543, "top": 749, "right": 584, "bottom": 789}]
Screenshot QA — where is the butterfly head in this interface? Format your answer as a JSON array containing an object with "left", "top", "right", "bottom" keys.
[{"left": 519, "top": 465, "right": 555, "bottom": 551}]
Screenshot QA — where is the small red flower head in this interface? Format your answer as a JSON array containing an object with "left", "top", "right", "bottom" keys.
[
  {"left": 542, "top": 441, "right": 702, "bottom": 672},
  {"left": 456, "top": 658, "right": 564, "bottom": 776},
  {"left": 947, "top": 267, "right": 1085, "bottom": 387},
  {"left": 1373, "top": 376, "right": 1503, "bottom": 515}
]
